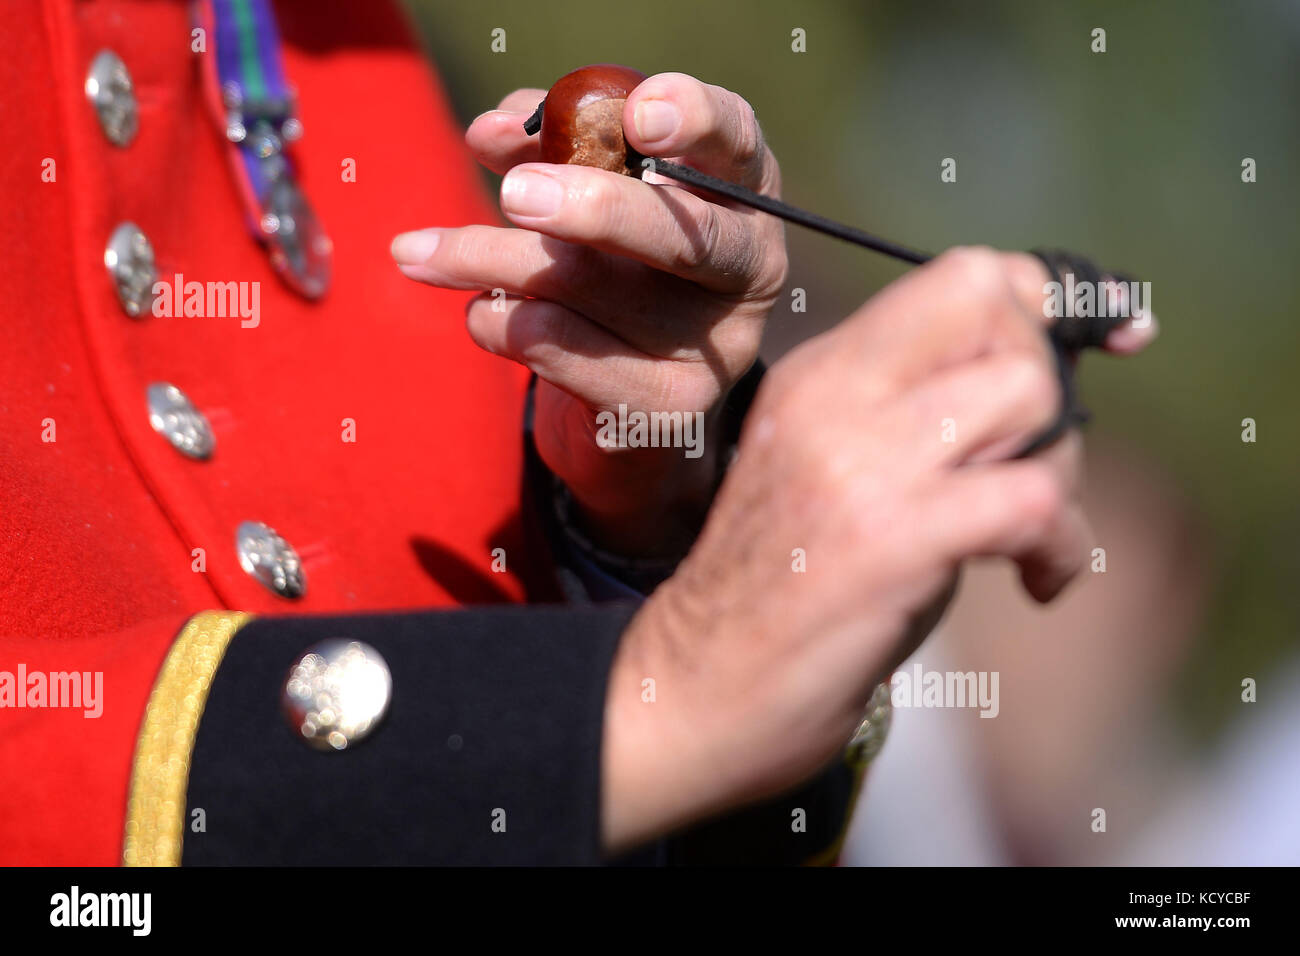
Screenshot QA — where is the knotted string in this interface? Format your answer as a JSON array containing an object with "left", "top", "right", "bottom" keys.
[{"left": 521, "top": 101, "right": 1139, "bottom": 457}]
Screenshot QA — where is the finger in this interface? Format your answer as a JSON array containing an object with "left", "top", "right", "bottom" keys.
[
  {"left": 464, "top": 293, "right": 719, "bottom": 410},
  {"left": 391, "top": 225, "right": 736, "bottom": 356},
  {"left": 883, "top": 349, "right": 1064, "bottom": 470},
  {"left": 623, "top": 72, "right": 779, "bottom": 194},
  {"left": 844, "top": 247, "right": 1051, "bottom": 393},
  {"left": 920, "top": 460, "right": 1087, "bottom": 600},
  {"left": 498, "top": 162, "right": 772, "bottom": 294},
  {"left": 1029, "top": 431, "right": 1084, "bottom": 508},
  {"left": 1017, "top": 501, "right": 1091, "bottom": 601},
  {"left": 1002, "top": 251, "right": 1057, "bottom": 327},
  {"left": 1002, "top": 250, "right": 1159, "bottom": 355},
  {"left": 1101, "top": 300, "right": 1158, "bottom": 354},
  {"left": 392, "top": 223, "right": 636, "bottom": 302},
  {"left": 964, "top": 429, "right": 1085, "bottom": 520},
  {"left": 465, "top": 87, "right": 548, "bottom": 175},
  {"left": 496, "top": 87, "right": 549, "bottom": 114}
]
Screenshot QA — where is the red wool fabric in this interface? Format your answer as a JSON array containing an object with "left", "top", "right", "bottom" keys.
[{"left": 0, "top": 0, "right": 536, "bottom": 864}]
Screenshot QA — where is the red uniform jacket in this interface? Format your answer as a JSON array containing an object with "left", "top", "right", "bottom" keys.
[
  {"left": 1, "top": 0, "right": 863, "bottom": 866},
  {"left": 1, "top": 0, "right": 535, "bottom": 864}
]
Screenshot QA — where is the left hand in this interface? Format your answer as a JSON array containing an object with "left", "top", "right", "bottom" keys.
[{"left": 392, "top": 72, "right": 787, "bottom": 558}]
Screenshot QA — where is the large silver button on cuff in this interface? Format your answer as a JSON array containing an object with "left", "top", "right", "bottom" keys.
[
  {"left": 282, "top": 640, "right": 391, "bottom": 751},
  {"left": 146, "top": 383, "right": 214, "bottom": 460},
  {"left": 236, "top": 520, "right": 306, "bottom": 598},
  {"left": 104, "top": 222, "right": 156, "bottom": 317},
  {"left": 85, "top": 49, "right": 138, "bottom": 147}
]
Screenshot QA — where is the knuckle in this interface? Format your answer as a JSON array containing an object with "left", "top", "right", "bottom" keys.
[
  {"left": 723, "top": 90, "right": 763, "bottom": 165},
  {"left": 768, "top": 237, "right": 790, "bottom": 289},
  {"left": 675, "top": 202, "right": 722, "bottom": 272},
  {"left": 749, "top": 367, "right": 799, "bottom": 433},
  {"left": 1005, "top": 251, "right": 1051, "bottom": 293},
  {"left": 515, "top": 300, "right": 562, "bottom": 351},
  {"left": 763, "top": 151, "right": 784, "bottom": 196},
  {"left": 463, "top": 295, "right": 499, "bottom": 349},
  {"left": 1006, "top": 353, "right": 1060, "bottom": 416},
  {"left": 938, "top": 246, "right": 1007, "bottom": 301},
  {"left": 722, "top": 219, "right": 767, "bottom": 287},
  {"left": 711, "top": 320, "right": 764, "bottom": 374},
  {"left": 549, "top": 241, "right": 612, "bottom": 300},
  {"left": 756, "top": 358, "right": 796, "bottom": 403},
  {"left": 749, "top": 366, "right": 827, "bottom": 455},
  {"left": 745, "top": 249, "right": 787, "bottom": 302},
  {"left": 662, "top": 364, "right": 720, "bottom": 412},
  {"left": 747, "top": 220, "right": 789, "bottom": 296}
]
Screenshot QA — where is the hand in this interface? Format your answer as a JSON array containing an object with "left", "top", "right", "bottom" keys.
[
  {"left": 392, "top": 73, "right": 787, "bottom": 557},
  {"left": 599, "top": 247, "right": 1159, "bottom": 852}
]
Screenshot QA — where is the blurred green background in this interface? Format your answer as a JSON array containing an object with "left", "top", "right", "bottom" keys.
[{"left": 403, "top": 0, "right": 1299, "bottom": 740}]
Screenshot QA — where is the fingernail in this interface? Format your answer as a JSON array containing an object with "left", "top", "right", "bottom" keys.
[
  {"left": 501, "top": 169, "right": 565, "bottom": 218},
  {"left": 1106, "top": 311, "right": 1159, "bottom": 351},
  {"left": 479, "top": 108, "right": 523, "bottom": 124},
  {"left": 390, "top": 229, "right": 441, "bottom": 265},
  {"left": 634, "top": 99, "right": 680, "bottom": 144}
]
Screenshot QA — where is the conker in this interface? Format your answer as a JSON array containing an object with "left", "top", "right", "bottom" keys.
[{"left": 537, "top": 64, "right": 647, "bottom": 175}]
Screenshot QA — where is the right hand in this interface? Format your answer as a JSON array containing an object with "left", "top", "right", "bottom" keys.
[{"left": 600, "top": 246, "right": 1157, "bottom": 852}]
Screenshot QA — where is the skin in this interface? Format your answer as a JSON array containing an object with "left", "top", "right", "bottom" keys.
[
  {"left": 392, "top": 73, "right": 1158, "bottom": 853},
  {"left": 394, "top": 73, "right": 788, "bottom": 557}
]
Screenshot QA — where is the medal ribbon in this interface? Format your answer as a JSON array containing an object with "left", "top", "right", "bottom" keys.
[{"left": 198, "top": 0, "right": 332, "bottom": 299}]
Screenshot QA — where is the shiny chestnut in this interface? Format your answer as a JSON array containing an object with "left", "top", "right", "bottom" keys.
[{"left": 536, "top": 64, "right": 647, "bottom": 175}]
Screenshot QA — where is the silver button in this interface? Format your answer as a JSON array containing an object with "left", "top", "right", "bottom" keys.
[
  {"left": 847, "top": 682, "right": 894, "bottom": 766},
  {"left": 104, "top": 222, "right": 156, "bottom": 317},
  {"left": 236, "top": 521, "right": 306, "bottom": 598},
  {"left": 84, "top": 49, "right": 138, "bottom": 147},
  {"left": 282, "top": 640, "right": 391, "bottom": 751},
  {"left": 146, "top": 383, "right": 214, "bottom": 460}
]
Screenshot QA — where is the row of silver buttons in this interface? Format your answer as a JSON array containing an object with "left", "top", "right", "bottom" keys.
[
  {"left": 90, "top": 50, "right": 306, "bottom": 603},
  {"left": 88, "top": 47, "right": 386, "bottom": 748}
]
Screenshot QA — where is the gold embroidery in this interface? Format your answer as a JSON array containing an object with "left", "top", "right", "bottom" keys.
[
  {"left": 123, "top": 611, "right": 252, "bottom": 866},
  {"left": 801, "top": 759, "right": 871, "bottom": 867}
]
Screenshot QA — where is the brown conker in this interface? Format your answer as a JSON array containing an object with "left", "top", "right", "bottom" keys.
[{"left": 538, "top": 64, "right": 647, "bottom": 175}]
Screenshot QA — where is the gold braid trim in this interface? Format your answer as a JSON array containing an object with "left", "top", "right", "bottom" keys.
[
  {"left": 802, "top": 682, "right": 893, "bottom": 866},
  {"left": 801, "top": 759, "right": 871, "bottom": 867},
  {"left": 123, "top": 611, "right": 252, "bottom": 866}
]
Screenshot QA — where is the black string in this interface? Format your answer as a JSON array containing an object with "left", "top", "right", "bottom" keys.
[
  {"left": 519, "top": 106, "right": 1135, "bottom": 457},
  {"left": 523, "top": 99, "right": 545, "bottom": 136},
  {"left": 519, "top": 100, "right": 929, "bottom": 263},
  {"left": 632, "top": 153, "right": 934, "bottom": 265}
]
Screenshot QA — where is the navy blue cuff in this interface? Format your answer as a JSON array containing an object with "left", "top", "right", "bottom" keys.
[{"left": 182, "top": 603, "right": 637, "bottom": 865}]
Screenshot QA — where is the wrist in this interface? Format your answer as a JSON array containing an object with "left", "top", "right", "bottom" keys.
[
  {"left": 562, "top": 358, "right": 768, "bottom": 558},
  {"left": 599, "top": 583, "right": 737, "bottom": 853},
  {"left": 565, "top": 419, "right": 724, "bottom": 559}
]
